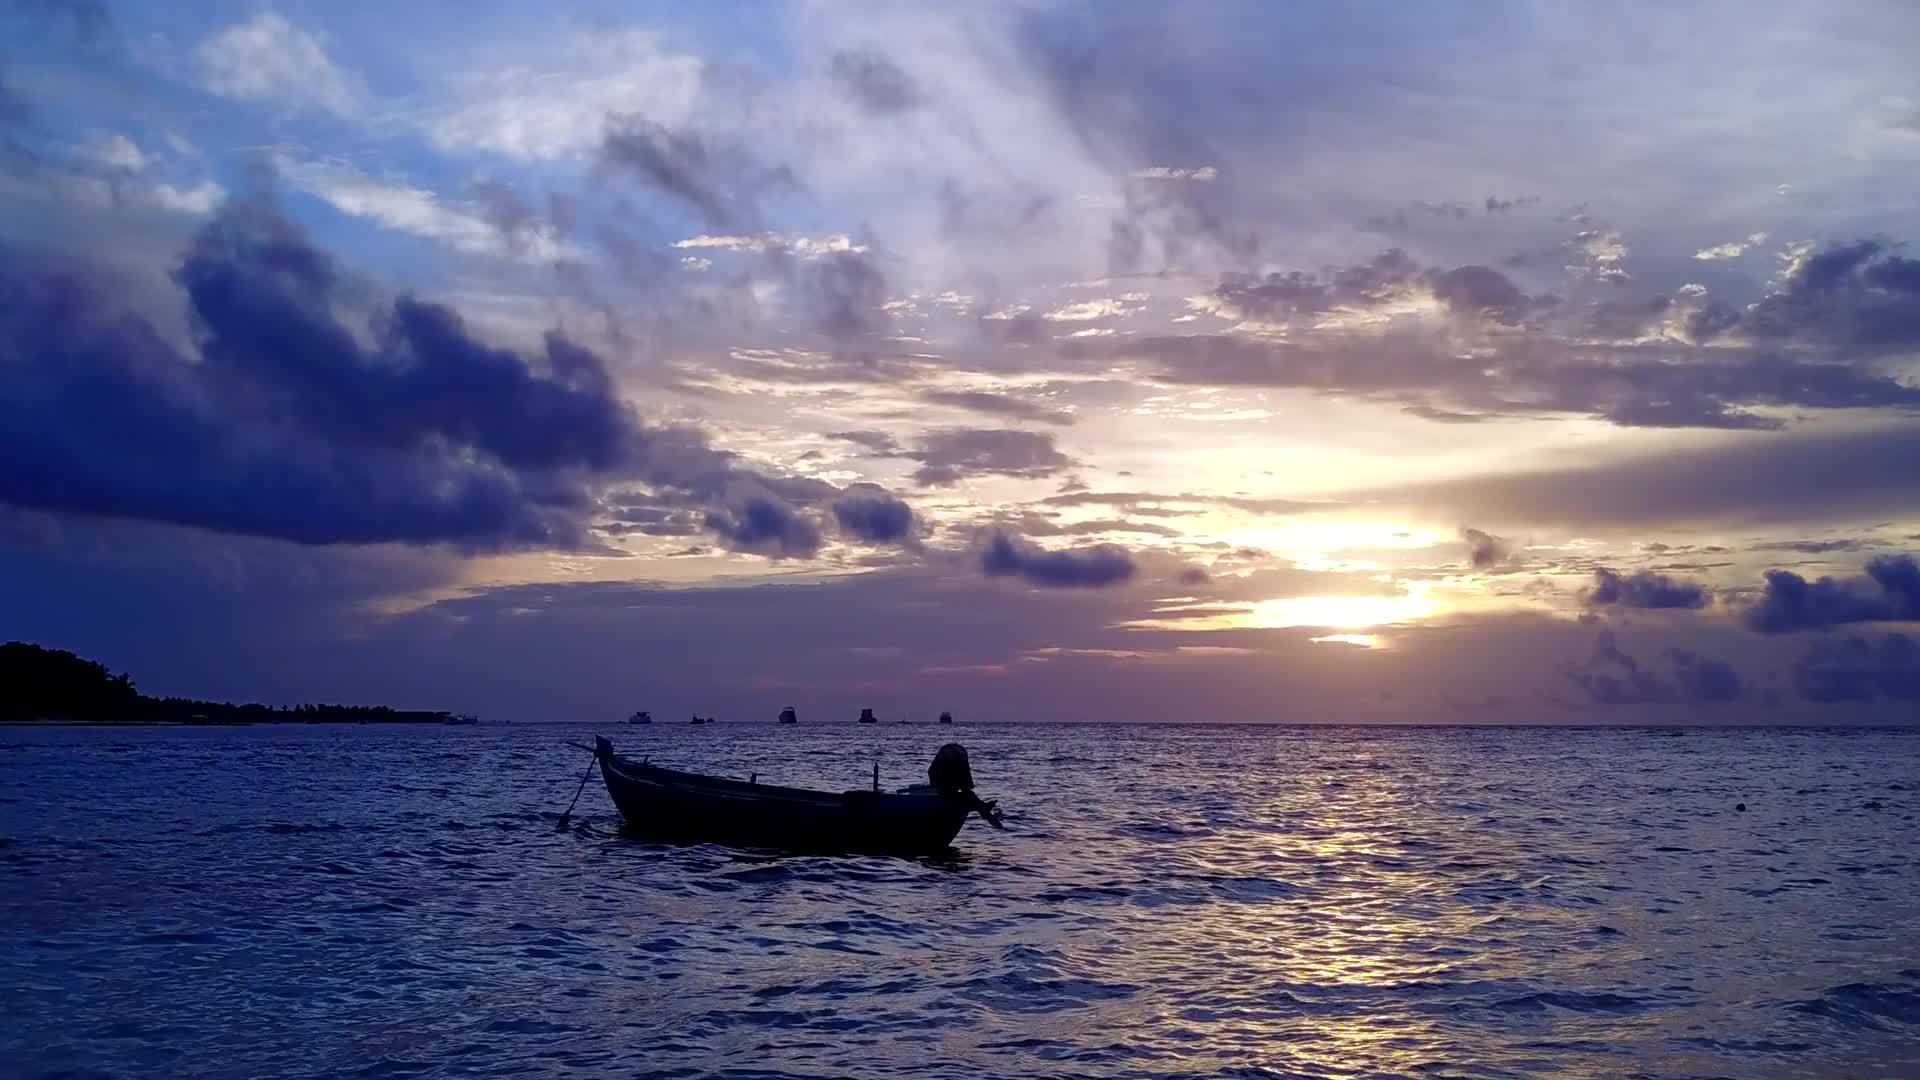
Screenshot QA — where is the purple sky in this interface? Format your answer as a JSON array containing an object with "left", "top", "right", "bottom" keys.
[{"left": 4, "top": 1, "right": 1920, "bottom": 722}]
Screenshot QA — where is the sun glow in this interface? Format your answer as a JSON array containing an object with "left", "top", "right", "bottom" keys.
[{"left": 1251, "top": 583, "right": 1435, "bottom": 629}]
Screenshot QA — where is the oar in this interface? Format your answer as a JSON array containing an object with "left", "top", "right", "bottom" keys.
[{"left": 556, "top": 749, "right": 598, "bottom": 827}]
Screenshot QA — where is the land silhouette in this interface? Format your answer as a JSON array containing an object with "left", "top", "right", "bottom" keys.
[{"left": 1, "top": 641, "right": 453, "bottom": 725}]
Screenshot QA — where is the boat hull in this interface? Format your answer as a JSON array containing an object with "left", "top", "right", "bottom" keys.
[{"left": 597, "top": 751, "right": 969, "bottom": 855}]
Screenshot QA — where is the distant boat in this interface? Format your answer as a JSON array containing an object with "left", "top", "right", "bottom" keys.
[
  {"left": 778, "top": 706, "right": 798, "bottom": 724},
  {"left": 590, "top": 736, "right": 1003, "bottom": 854},
  {"left": 939, "top": 711, "right": 953, "bottom": 725},
  {"left": 445, "top": 713, "right": 480, "bottom": 726},
  {"left": 628, "top": 710, "right": 652, "bottom": 725},
  {"left": 857, "top": 707, "right": 878, "bottom": 724},
  {"left": 689, "top": 714, "right": 710, "bottom": 725}
]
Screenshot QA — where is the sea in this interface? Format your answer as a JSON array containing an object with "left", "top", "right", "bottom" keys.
[{"left": 2, "top": 723, "right": 1917, "bottom": 1080}]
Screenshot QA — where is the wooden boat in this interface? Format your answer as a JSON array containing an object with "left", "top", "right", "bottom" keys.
[
  {"left": 591, "top": 737, "right": 1003, "bottom": 854},
  {"left": 627, "top": 710, "right": 652, "bottom": 725},
  {"left": 857, "top": 707, "right": 878, "bottom": 724},
  {"left": 778, "top": 706, "right": 797, "bottom": 724}
]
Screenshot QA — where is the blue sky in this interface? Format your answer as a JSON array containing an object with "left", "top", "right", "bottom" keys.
[{"left": 4, "top": 1, "right": 1920, "bottom": 722}]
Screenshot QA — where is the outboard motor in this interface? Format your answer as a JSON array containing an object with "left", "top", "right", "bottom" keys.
[{"left": 928, "top": 743, "right": 1003, "bottom": 829}]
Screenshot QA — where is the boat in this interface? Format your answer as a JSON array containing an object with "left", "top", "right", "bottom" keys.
[
  {"left": 628, "top": 710, "right": 652, "bottom": 725},
  {"left": 778, "top": 706, "right": 797, "bottom": 724},
  {"left": 445, "top": 713, "right": 480, "bottom": 726},
  {"left": 689, "top": 714, "right": 710, "bottom": 725},
  {"left": 939, "top": 711, "right": 953, "bottom": 724},
  {"left": 590, "top": 737, "right": 1003, "bottom": 854},
  {"left": 857, "top": 707, "right": 878, "bottom": 724}
]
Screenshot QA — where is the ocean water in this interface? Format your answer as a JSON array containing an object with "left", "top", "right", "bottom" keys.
[{"left": 2, "top": 723, "right": 1917, "bottom": 1080}]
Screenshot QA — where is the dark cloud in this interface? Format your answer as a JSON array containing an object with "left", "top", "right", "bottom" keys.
[
  {"left": 795, "top": 249, "right": 888, "bottom": 341},
  {"left": 1565, "top": 631, "right": 1677, "bottom": 705},
  {"left": 599, "top": 115, "right": 795, "bottom": 232},
  {"left": 981, "top": 532, "right": 1135, "bottom": 588},
  {"left": 1585, "top": 568, "right": 1708, "bottom": 610},
  {"left": 1460, "top": 526, "right": 1511, "bottom": 570},
  {"left": 1111, "top": 331, "right": 1920, "bottom": 431},
  {"left": 1564, "top": 631, "right": 1741, "bottom": 705},
  {"left": 1793, "top": 633, "right": 1920, "bottom": 702},
  {"left": 905, "top": 429, "right": 1073, "bottom": 487},
  {"left": 830, "top": 430, "right": 904, "bottom": 455},
  {"left": 1751, "top": 539, "right": 1881, "bottom": 555},
  {"left": 827, "top": 50, "right": 922, "bottom": 114},
  {"left": 1669, "top": 649, "right": 1745, "bottom": 703},
  {"left": 1354, "top": 424, "right": 1920, "bottom": 530},
  {"left": 1177, "top": 566, "right": 1212, "bottom": 585},
  {"left": 977, "top": 311, "right": 1048, "bottom": 346},
  {"left": 1744, "top": 555, "right": 1920, "bottom": 634},
  {"left": 0, "top": 200, "right": 666, "bottom": 548},
  {"left": 831, "top": 490, "right": 917, "bottom": 545},
  {"left": 468, "top": 177, "right": 543, "bottom": 255},
  {"left": 1746, "top": 240, "right": 1920, "bottom": 350},
  {"left": 918, "top": 389, "right": 1073, "bottom": 426},
  {"left": 1204, "top": 251, "right": 1545, "bottom": 327},
  {"left": 703, "top": 497, "right": 822, "bottom": 559}
]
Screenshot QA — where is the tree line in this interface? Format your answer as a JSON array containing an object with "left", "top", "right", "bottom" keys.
[{"left": 1, "top": 642, "right": 452, "bottom": 724}]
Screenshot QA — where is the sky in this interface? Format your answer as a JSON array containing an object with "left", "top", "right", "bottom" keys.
[{"left": 3, "top": 1, "right": 1920, "bottom": 723}]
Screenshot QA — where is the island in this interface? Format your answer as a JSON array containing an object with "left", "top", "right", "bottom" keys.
[{"left": 1, "top": 641, "right": 458, "bottom": 725}]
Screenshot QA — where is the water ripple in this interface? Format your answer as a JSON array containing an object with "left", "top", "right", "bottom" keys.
[{"left": 2, "top": 723, "right": 1918, "bottom": 1077}]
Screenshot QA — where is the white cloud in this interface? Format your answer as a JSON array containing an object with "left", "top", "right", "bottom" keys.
[
  {"left": 426, "top": 30, "right": 702, "bottom": 161},
  {"left": 680, "top": 255, "right": 712, "bottom": 272},
  {"left": 147, "top": 180, "right": 226, "bottom": 216},
  {"left": 276, "top": 156, "right": 570, "bottom": 262},
  {"left": 1130, "top": 165, "right": 1219, "bottom": 182},
  {"left": 1693, "top": 231, "right": 1769, "bottom": 261},
  {"left": 197, "top": 13, "right": 362, "bottom": 115},
  {"left": 672, "top": 233, "right": 865, "bottom": 258},
  {"left": 1046, "top": 298, "right": 1140, "bottom": 322},
  {"left": 81, "top": 134, "right": 147, "bottom": 172}
]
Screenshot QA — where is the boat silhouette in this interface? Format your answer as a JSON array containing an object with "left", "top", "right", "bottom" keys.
[
  {"left": 857, "top": 707, "right": 878, "bottom": 724},
  {"left": 778, "top": 706, "right": 797, "bottom": 724},
  {"left": 628, "top": 710, "right": 652, "bottom": 725},
  {"left": 689, "top": 714, "right": 711, "bottom": 725},
  {"left": 590, "top": 736, "right": 1004, "bottom": 853},
  {"left": 939, "top": 711, "right": 953, "bottom": 724}
]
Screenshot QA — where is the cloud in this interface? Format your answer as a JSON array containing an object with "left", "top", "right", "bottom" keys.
[
  {"left": 197, "top": 13, "right": 361, "bottom": 116},
  {"left": 918, "top": 389, "right": 1074, "bottom": 426},
  {"left": 1745, "top": 239, "right": 1920, "bottom": 350},
  {"left": 599, "top": 115, "right": 795, "bottom": 232},
  {"left": 673, "top": 233, "right": 865, "bottom": 258},
  {"left": 427, "top": 30, "right": 702, "bottom": 161},
  {"left": 1130, "top": 166, "right": 1218, "bottom": 181},
  {"left": 1564, "top": 631, "right": 1741, "bottom": 705},
  {"left": 703, "top": 497, "right": 822, "bottom": 559},
  {"left": 827, "top": 50, "right": 922, "bottom": 114},
  {"left": 1352, "top": 424, "right": 1920, "bottom": 531},
  {"left": 0, "top": 196, "right": 764, "bottom": 550},
  {"left": 1693, "top": 232, "right": 1767, "bottom": 260},
  {"left": 981, "top": 532, "right": 1135, "bottom": 588},
  {"left": 1793, "top": 633, "right": 1920, "bottom": 702},
  {"left": 1744, "top": 554, "right": 1920, "bottom": 633},
  {"left": 1669, "top": 649, "right": 1744, "bottom": 703},
  {"left": 831, "top": 489, "right": 917, "bottom": 545},
  {"left": 277, "top": 157, "right": 569, "bottom": 261},
  {"left": 1460, "top": 526, "right": 1511, "bottom": 570},
  {"left": 903, "top": 429, "right": 1073, "bottom": 487},
  {"left": 1585, "top": 568, "right": 1709, "bottom": 610}
]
